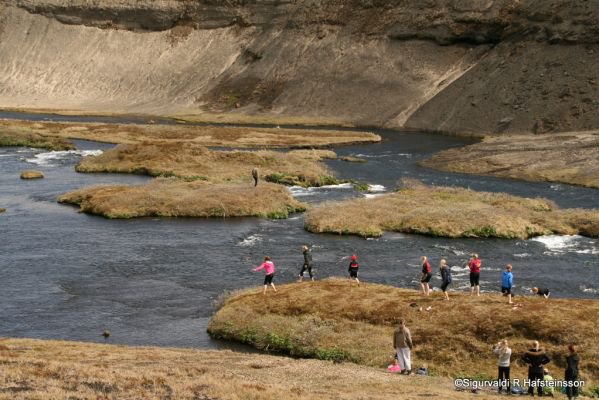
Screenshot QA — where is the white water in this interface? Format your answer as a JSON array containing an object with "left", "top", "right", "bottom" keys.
[
  {"left": 25, "top": 149, "right": 103, "bottom": 166},
  {"left": 531, "top": 235, "right": 599, "bottom": 255}
]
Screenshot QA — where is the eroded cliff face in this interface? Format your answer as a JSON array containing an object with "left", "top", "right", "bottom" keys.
[{"left": 0, "top": 0, "right": 598, "bottom": 133}]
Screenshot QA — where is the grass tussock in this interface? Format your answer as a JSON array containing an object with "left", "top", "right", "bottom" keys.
[
  {"left": 304, "top": 180, "right": 599, "bottom": 238},
  {"left": 420, "top": 131, "right": 599, "bottom": 189},
  {"left": 209, "top": 280, "right": 599, "bottom": 389},
  {"left": 20, "top": 170, "right": 44, "bottom": 180},
  {"left": 58, "top": 180, "right": 306, "bottom": 219},
  {"left": 0, "top": 118, "right": 380, "bottom": 148},
  {"left": 0, "top": 208, "right": 5, "bottom": 213},
  {"left": 0, "top": 337, "right": 479, "bottom": 400},
  {"left": 340, "top": 155, "right": 367, "bottom": 163},
  {"left": 76, "top": 142, "right": 339, "bottom": 187},
  {"left": 0, "top": 121, "right": 75, "bottom": 150}
]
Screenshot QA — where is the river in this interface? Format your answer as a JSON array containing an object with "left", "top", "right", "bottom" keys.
[{"left": 0, "top": 113, "right": 597, "bottom": 349}]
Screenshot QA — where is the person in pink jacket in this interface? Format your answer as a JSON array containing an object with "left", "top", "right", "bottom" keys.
[{"left": 253, "top": 256, "right": 277, "bottom": 295}]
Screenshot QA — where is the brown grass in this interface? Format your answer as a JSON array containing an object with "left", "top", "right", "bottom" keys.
[
  {"left": 0, "top": 121, "right": 74, "bottom": 150},
  {"left": 0, "top": 337, "right": 498, "bottom": 400},
  {"left": 171, "top": 112, "right": 355, "bottom": 128},
  {"left": 58, "top": 180, "right": 306, "bottom": 219},
  {"left": 0, "top": 208, "right": 5, "bottom": 213},
  {"left": 209, "top": 280, "right": 599, "bottom": 389},
  {"left": 0, "top": 118, "right": 380, "bottom": 148},
  {"left": 76, "top": 142, "right": 340, "bottom": 187},
  {"left": 419, "top": 131, "right": 599, "bottom": 188},
  {"left": 304, "top": 180, "right": 599, "bottom": 238}
]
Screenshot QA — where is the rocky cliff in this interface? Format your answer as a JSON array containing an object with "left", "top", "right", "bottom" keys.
[{"left": 0, "top": 0, "right": 598, "bottom": 133}]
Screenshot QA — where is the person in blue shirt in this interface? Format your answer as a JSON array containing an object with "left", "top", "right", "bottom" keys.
[{"left": 501, "top": 264, "right": 513, "bottom": 304}]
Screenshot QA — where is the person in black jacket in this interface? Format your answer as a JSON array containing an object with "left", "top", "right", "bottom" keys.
[
  {"left": 298, "top": 245, "right": 314, "bottom": 282},
  {"left": 565, "top": 344, "right": 580, "bottom": 400},
  {"left": 522, "top": 340, "right": 551, "bottom": 396},
  {"left": 439, "top": 259, "right": 452, "bottom": 300}
]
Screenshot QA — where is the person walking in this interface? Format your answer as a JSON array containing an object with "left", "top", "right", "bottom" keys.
[
  {"left": 565, "top": 344, "right": 580, "bottom": 400},
  {"left": 298, "top": 245, "right": 314, "bottom": 282},
  {"left": 420, "top": 256, "right": 432, "bottom": 296},
  {"left": 522, "top": 340, "right": 551, "bottom": 397},
  {"left": 468, "top": 253, "right": 481, "bottom": 296},
  {"left": 252, "top": 256, "right": 277, "bottom": 295},
  {"left": 393, "top": 319, "right": 413, "bottom": 375},
  {"left": 501, "top": 264, "right": 514, "bottom": 304},
  {"left": 348, "top": 254, "right": 360, "bottom": 284},
  {"left": 494, "top": 339, "right": 512, "bottom": 394},
  {"left": 439, "top": 259, "right": 452, "bottom": 300}
]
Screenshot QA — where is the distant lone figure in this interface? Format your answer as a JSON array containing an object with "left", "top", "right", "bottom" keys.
[
  {"left": 532, "top": 287, "right": 550, "bottom": 299},
  {"left": 439, "top": 259, "right": 452, "bottom": 300},
  {"left": 252, "top": 167, "right": 259, "bottom": 186},
  {"left": 420, "top": 256, "right": 432, "bottom": 296},
  {"left": 501, "top": 264, "right": 514, "bottom": 304},
  {"left": 522, "top": 340, "right": 551, "bottom": 397},
  {"left": 298, "top": 245, "right": 314, "bottom": 282},
  {"left": 253, "top": 256, "right": 277, "bottom": 295},
  {"left": 393, "top": 319, "right": 413, "bottom": 375},
  {"left": 348, "top": 255, "right": 360, "bottom": 284},
  {"left": 565, "top": 344, "right": 580, "bottom": 400},
  {"left": 468, "top": 253, "right": 481, "bottom": 296}
]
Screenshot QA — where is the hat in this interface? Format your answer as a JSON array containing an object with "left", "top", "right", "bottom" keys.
[{"left": 351, "top": 255, "right": 357, "bottom": 261}]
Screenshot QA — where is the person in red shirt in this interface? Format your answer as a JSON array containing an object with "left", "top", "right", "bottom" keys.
[
  {"left": 420, "top": 256, "right": 432, "bottom": 296},
  {"left": 468, "top": 253, "right": 481, "bottom": 296},
  {"left": 348, "top": 254, "right": 360, "bottom": 285}
]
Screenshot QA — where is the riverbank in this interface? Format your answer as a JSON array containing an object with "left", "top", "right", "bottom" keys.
[
  {"left": 304, "top": 180, "right": 599, "bottom": 238},
  {"left": 0, "top": 337, "right": 500, "bottom": 400},
  {"left": 419, "top": 131, "right": 599, "bottom": 188},
  {"left": 59, "top": 180, "right": 306, "bottom": 219},
  {"left": 419, "top": 131, "right": 599, "bottom": 189},
  {"left": 208, "top": 280, "right": 598, "bottom": 389},
  {"left": 0, "top": 118, "right": 381, "bottom": 148}
]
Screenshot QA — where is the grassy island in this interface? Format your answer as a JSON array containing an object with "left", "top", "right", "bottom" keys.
[
  {"left": 59, "top": 180, "right": 306, "bottom": 219},
  {"left": 75, "top": 142, "right": 340, "bottom": 187},
  {"left": 304, "top": 180, "right": 599, "bottom": 238},
  {"left": 208, "top": 280, "right": 598, "bottom": 389},
  {"left": 0, "top": 119, "right": 381, "bottom": 148},
  {"left": 0, "top": 122, "right": 75, "bottom": 150}
]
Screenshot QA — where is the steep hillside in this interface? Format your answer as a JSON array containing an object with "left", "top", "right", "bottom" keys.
[{"left": 0, "top": 1, "right": 598, "bottom": 133}]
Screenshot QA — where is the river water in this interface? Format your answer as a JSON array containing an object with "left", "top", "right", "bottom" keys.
[{"left": 0, "top": 114, "right": 597, "bottom": 348}]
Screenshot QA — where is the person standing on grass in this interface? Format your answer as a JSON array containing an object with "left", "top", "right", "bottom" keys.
[
  {"left": 468, "top": 253, "right": 481, "bottom": 296},
  {"left": 251, "top": 167, "right": 259, "bottom": 187},
  {"left": 439, "top": 259, "right": 452, "bottom": 300},
  {"left": 501, "top": 264, "right": 514, "bottom": 304},
  {"left": 348, "top": 254, "right": 360, "bottom": 284},
  {"left": 420, "top": 256, "right": 432, "bottom": 296},
  {"left": 532, "top": 287, "right": 551, "bottom": 299},
  {"left": 493, "top": 339, "right": 512, "bottom": 394},
  {"left": 253, "top": 256, "right": 277, "bottom": 295},
  {"left": 565, "top": 344, "right": 580, "bottom": 400},
  {"left": 522, "top": 340, "right": 551, "bottom": 397},
  {"left": 393, "top": 319, "right": 413, "bottom": 375},
  {"left": 298, "top": 245, "right": 314, "bottom": 282}
]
